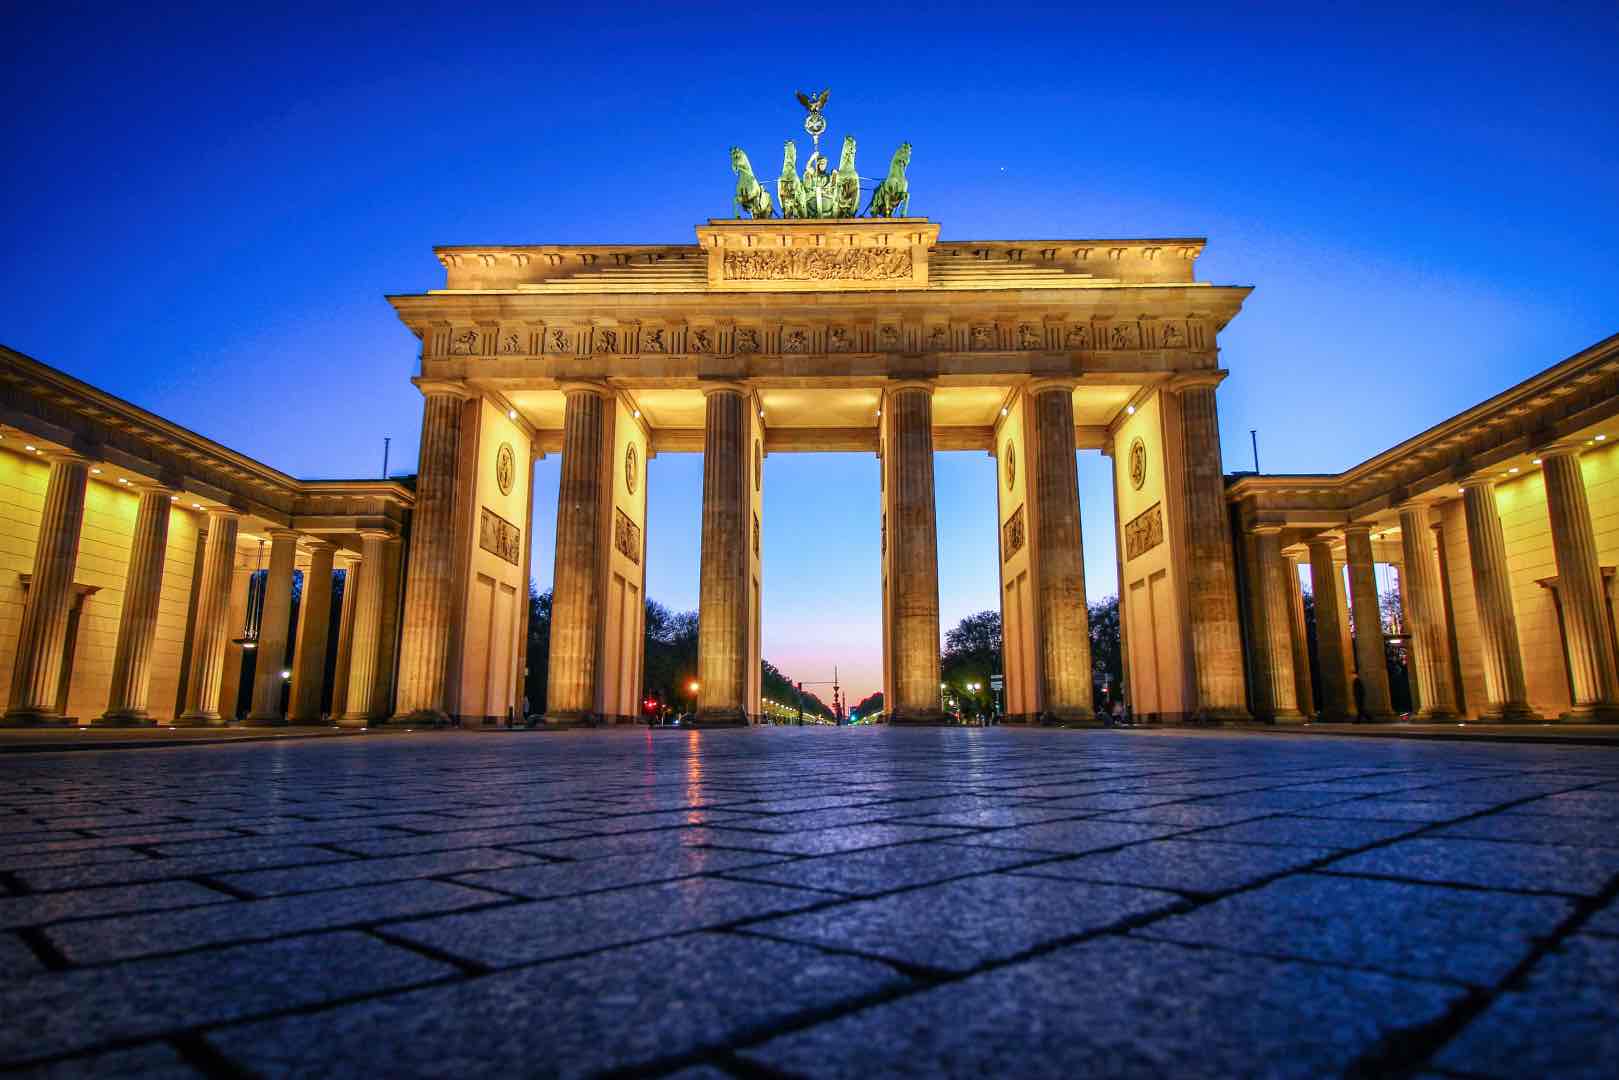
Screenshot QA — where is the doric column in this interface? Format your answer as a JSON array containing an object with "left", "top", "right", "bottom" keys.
[
  {"left": 1344, "top": 525, "right": 1398, "bottom": 721},
  {"left": 1459, "top": 478, "right": 1541, "bottom": 721},
  {"left": 328, "top": 553, "right": 360, "bottom": 721},
  {"left": 1172, "top": 378, "right": 1249, "bottom": 719},
  {"left": 3, "top": 452, "right": 90, "bottom": 726},
  {"left": 544, "top": 384, "right": 610, "bottom": 723},
  {"left": 1251, "top": 527, "right": 1303, "bottom": 722},
  {"left": 288, "top": 540, "right": 336, "bottom": 722},
  {"left": 1540, "top": 445, "right": 1619, "bottom": 722},
  {"left": 340, "top": 531, "right": 392, "bottom": 727},
  {"left": 1028, "top": 380, "right": 1094, "bottom": 723},
  {"left": 1307, "top": 539, "right": 1354, "bottom": 721},
  {"left": 1397, "top": 503, "right": 1457, "bottom": 719},
  {"left": 394, "top": 383, "right": 471, "bottom": 723},
  {"left": 178, "top": 509, "right": 241, "bottom": 725},
  {"left": 1284, "top": 552, "right": 1314, "bottom": 717},
  {"left": 98, "top": 485, "right": 176, "bottom": 725},
  {"left": 696, "top": 383, "right": 751, "bottom": 726},
  {"left": 245, "top": 528, "right": 299, "bottom": 725},
  {"left": 884, "top": 380, "right": 945, "bottom": 723}
]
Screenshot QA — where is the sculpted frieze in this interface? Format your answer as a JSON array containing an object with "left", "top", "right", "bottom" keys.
[
  {"left": 642, "top": 328, "right": 666, "bottom": 353},
  {"left": 720, "top": 246, "right": 913, "bottom": 282},
  {"left": 1124, "top": 502, "right": 1164, "bottom": 561}
]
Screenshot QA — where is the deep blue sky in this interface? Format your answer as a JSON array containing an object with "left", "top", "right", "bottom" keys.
[{"left": 5, "top": 4, "right": 1616, "bottom": 700}]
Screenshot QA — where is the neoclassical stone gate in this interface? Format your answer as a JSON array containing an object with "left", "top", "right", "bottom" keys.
[{"left": 386, "top": 217, "right": 1254, "bottom": 726}]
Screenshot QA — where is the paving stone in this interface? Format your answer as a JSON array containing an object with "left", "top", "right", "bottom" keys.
[
  {"left": 741, "top": 935, "right": 1462, "bottom": 1078},
  {"left": 0, "top": 931, "right": 43, "bottom": 977},
  {"left": 1019, "top": 839, "right": 1336, "bottom": 895},
  {"left": 46, "top": 879, "right": 497, "bottom": 964},
  {"left": 326, "top": 824, "right": 584, "bottom": 857},
  {"left": 724, "top": 841, "right": 1042, "bottom": 896},
  {"left": 1431, "top": 812, "right": 1619, "bottom": 847},
  {"left": 509, "top": 826, "right": 720, "bottom": 860},
  {"left": 700, "top": 822, "right": 969, "bottom": 855},
  {"left": 0, "top": 880, "right": 229, "bottom": 929},
  {"left": 219, "top": 847, "right": 547, "bottom": 897},
  {"left": 1501, "top": 791, "right": 1619, "bottom": 819},
  {"left": 205, "top": 932, "right": 907, "bottom": 1077},
  {"left": 750, "top": 871, "right": 1182, "bottom": 972},
  {"left": 17, "top": 1041, "right": 203, "bottom": 1078},
  {"left": 1298, "top": 800, "right": 1502, "bottom": 823},
  {"left": 1325, "top": 836, "right": 1619, "bottom": 895},
  {"left": 1092, "top": 804, "right": 1279, "bottom": 828},
  {"left": 1189, "top": 815, "right": 1424, "bottom": 850},
  {"left": 14, "top": 845, "right": 353, "bottom": 892},
  {"left": 454, "top": 846, "right": 787, "bottom": 899},
  {"left": 885, "top": 806, "right": 1086, "bottom": 828},
  {"left": 0, "top": 931, "right": 452, "bottom": 1066},
  {"left": 1140, "top": 872, "right": 1572, "bottom": 986},
  {"left": 947, "top": 818, "right": 1182, "bottom": 854},
  {"left": 1434, "top": 935, "right": 1619, "bottom": 1077},
  {"left": 386, "top": 877, "right": 828, "bottom": 968}
]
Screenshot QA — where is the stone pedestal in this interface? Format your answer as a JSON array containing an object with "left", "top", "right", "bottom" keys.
[
  {"left": 1173, "top": 380, "right": 1249, "bottom": 720},
  {"left": 289, "top": 541, "right": 335, "bottom": 722},
  {"left": 1459, "top": 479, "right": 1541, "bottom": 722},
  {"left": 1252, "top": 527, "right": 1303, "bottom": 722},
  {"left": 4, "top": 453, "right": 90, "bottom": 727},
  {"left": 245, "top": 529, "right": 298, "bottom": 726},
  {"left": 1344, "top": 525, "right": 1398, "bottom": 722},
  {"left": 340, "top": 532, "right": 392, "bottom": 727},
  {"left": 695, "top": 385, "right": 752, "bottom": 727},
  {"left": 1307, "top": 539, "right": 1354, "bottom": 722},
  {"left": 177, "top": 510, "right": 242, "bottom": 725},
  {"left": 394, "top": 385, "right": 470, "bottom": 724},
  {"left": 884, "top": 381, "right": 947, "bottom": 724},
  {"left": 1029, "top": 382, "right": 1095, "bottom": 724},
  {"left": 1397, "top": 504, "right": 1457, "bottom": 719},
  {"left": 545, "top": 385, "right": 610, "bottom": 724},
  {"left": 97, "top": 486, "right": 174, "bottom": 726},
  {"left": 1540, "top": 447, "right": 1619, "bottom": 722}
]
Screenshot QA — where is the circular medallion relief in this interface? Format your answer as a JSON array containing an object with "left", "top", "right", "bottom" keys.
[
  {"left": 624, "top": 443, "right": 639, "bottom": 495},
  {"left": 495, "top": 442, "right": 515, "bottom": 496},
  {"left": 1129, "top": 437, "right": 1147, "bottom": 491},
  {"left": 754, "top": 440, "right": 762, "bottom": 492},
  {"left": 1004, "top": 441, "right": 1017, "bottom": 490}
]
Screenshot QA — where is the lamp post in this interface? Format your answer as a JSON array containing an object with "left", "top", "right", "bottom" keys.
[{"left": 686, "top": 679, "right": 699, "bottom": 721}]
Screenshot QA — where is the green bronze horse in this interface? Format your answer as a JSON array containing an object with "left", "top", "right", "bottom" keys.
[
  {"left": 867, "top": 142, "right": 912, "bottom": 217},
  {"left": 778, "top": 141, "right": 807, "bottom": 218},
  {"left": 832, "top": 135, "right": 860, "bottom": 218},
  {"left": 730, "top": 147, "right": 774, "bottom": 219}
]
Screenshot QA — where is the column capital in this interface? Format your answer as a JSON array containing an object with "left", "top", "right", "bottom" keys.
[
  {"left": 1250, "top": 523, "right": 1285, "bottom": 536},
  {"left": 1024, "top": 376, "right": 1078, "bottom": 396},
  {"left": 266, "top": 527, "right": 301, "bottom": 542},
  {"left": 1534, "top": 439, "right": 1586, "bottom": 461},
  {"left": 412, "top": 377, "right": 476, "bottom": 401},
  {"left": 301, "top": 537, "right": 337, "bottom": 554},
  {"left": 884, "top": 378, "right": 935, "bottom": 396},
  {"left": 697, "top": 380, "right": 749, "bottom": 398},
  {"left": 557, "top": 379, "right": 613, "bottom": 398},
  {"left": 335, "top": 551, "right": 362, "bottom": 569},
  {"left": 1342, "top": 522, "right": 1376, "bottom": 538},
  {"left": 200, "top": 505, "right": 243, "bottom": 520},
  {"left": 43, "top": 449, "right": 94, "bottom": 467},
  {"left": 357, "top": 528, "right": 397, "bottom": 545},
  {"left": 1457, "top": 475, "right": 1497, "bottom": 493},
  {"left": 1166, "top": 370, "right": 1229, "bottom": 392}
]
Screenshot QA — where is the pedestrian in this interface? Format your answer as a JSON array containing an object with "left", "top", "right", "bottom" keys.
[{"left": 1111, "top": 698, "right": 1125, "bottom": 726}]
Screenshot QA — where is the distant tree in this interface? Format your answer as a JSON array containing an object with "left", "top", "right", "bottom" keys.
[
  {"left": 1088, "top": 596, "right": 1122, "bottom": 708},
  {"left": 852, "top": 690, "right": 884, "bottom": 719},
  {"left": 761, "top": 659, "right": 833, "bottom": 721},
  {"left": 942, "top": 610, "right": 1001, "bottom": 717},
  {"left": 523, "top": 587, "right": 551, "bottom": 715},
  {"left": 1381, "top": 586, "right": 1412, "bottom": 714}
]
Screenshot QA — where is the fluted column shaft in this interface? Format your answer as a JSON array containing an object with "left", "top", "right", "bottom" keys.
[
  {"left": 246, "top": 529, "right": 299, "bottom": 724},
  {"left": 696, "top": 387, "right": 750, "bottom": 725},
  {"left": 394, "top": 389, "right": 468, "bottom": 721},
  {"left": 885, "top": 384, "right": 944, "bottom": 722},
  {"left": 1307, "top": 540, "right": 1354, "bottom": 721},
  {"left": 179, "top": 510, "right": 241, "bottom": 724},
  {"left": 1252, "top": 528, "right": 1302, "bottom": 721},
  {"left": 1284, "top": 553, "right": 1314, "bottom": 716},
  {"left": 99, "top": 487, "right": 174, "bottom": 725},
  {"left": 1344, "top": 525, "right": 1398, "bottom": 721},
  {"left": 289, "top": 542, "right": 335, "bottom": 722},
  {"left": 545, "top": 388, "right": 609, "bottom": 722},
  {"left": 1176, "top": 383, "right": 1249, "bottom": 717},
  {"left": 1030, "top": 385, "right": 1094, "bottom": 722},
  {"left": 4, "top": 454, "right": 90, "bottom": 725},
  {"left": 1460, "top": 479, "right": 1540, "bottom": 721},
  {"left": 1397, "top": 504, "right": 1457, "bottom": 719},
  {"left": 340, "top": 533, "right": 392, "bottom": 726},
  {"left": 1541, "top": 448, "right": 1619, "bottom": 721},
  {"left": 329, "top": 556, "right": 360, "bottom": 720}
]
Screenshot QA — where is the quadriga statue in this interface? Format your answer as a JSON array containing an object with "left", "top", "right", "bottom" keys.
[{"left": 729, "top": 147, "right": 774, "bottom": 219}]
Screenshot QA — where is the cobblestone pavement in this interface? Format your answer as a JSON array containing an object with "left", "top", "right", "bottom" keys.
[{"left": 1, "top": 727, "right": 1616, "bottom": 1078}]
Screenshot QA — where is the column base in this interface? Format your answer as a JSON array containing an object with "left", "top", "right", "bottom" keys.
[
  {"left": 392, "top": 708, "right": 452, "bottom": 727},
  {"left": 1413, "top": 708, "right": 1459, "bottom": 722},
  {"left": 1263, "top": 708, "right": 1308, "bottom": 725},
  {"left": 541, "top": 712, "right": 603, "bottom": 728},
  {"left": 1482, "top": 704, "right": 1544, "bottom": 725},
  {"left": 336, "top": 715, "right": 376, "bottom": 729},
  {"left": 241, "top": 714, "right": 289, "bottom": 727},
  {"left": 888, "top": 710, "right": 957, "bottom": 726},
  {"left": 1040, "top": 710, "right": 1102, "bottom": 728},
  {"left": 1562, "top": 704, "right": 1619, "bottom": 724},
  {"left": 0, "top": 708, "right": 75, "bottom": 728},
  {"left": 172, "top": 711, "right": 225, "bottom": 727},
  {"left": 93, "top": 710, "right": 156, "bottom": 728},
  {"left": 1194, "top": 707, "right": 1252, "bottom": 725},
  {"left": 689, "top": 708, "right": 750, "bottom": 729}
]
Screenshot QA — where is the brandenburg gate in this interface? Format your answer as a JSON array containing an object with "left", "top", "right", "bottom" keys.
[{"left": 384, "top": 209, "right": 1253, "bottom": 726}]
